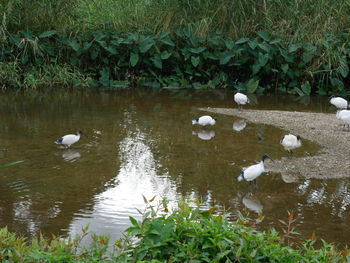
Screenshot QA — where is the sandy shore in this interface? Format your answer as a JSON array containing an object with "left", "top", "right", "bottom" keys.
[{"left": 199, "top": 107, "right": 350, "bottom": 180}]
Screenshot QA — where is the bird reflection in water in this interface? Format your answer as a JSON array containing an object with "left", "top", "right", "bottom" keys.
[
  {"left": 233, "top": 119, "right": 247, "bottom": 132},
  {"left": 242, "top": 192, "right": 263, "bottom": 214},
  {"left": 192, "top": 130, "right": 215, "bottom": 140},
  {"left": 62, "top": 150, "right": 81, "bottom": 162}
]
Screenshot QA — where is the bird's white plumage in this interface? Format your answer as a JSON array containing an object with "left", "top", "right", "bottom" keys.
[
  {"left": 234, "top": 92, "right": 249, "bottom": 106},
  {"left": 330, "top": 97, "right": 348, "bottom": 109},
  {"left": 237, "top": 161, "right": 265, "bottom": 182},
  {"left": 280, "top": 134, "right": 301, "bottom": 153},
  {"left": 55, "top": 130, "right": 82, "bottom": 148},
  {"left": 192, "top": 115, "right": 216, "bottom": 126},
  {"left": 337, "top": 110, "right": 350, "bottom": 126}
]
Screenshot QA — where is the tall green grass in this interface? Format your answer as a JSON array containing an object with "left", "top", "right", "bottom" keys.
[{"left": 2, "top": 0, "right": 350, "bottom": 44}]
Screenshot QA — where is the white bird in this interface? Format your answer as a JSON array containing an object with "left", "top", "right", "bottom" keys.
[
  {"left": 233, "top": 119, "right": 247, "bottom": 132},
  {"left": 55, "top": 130, "right": 83, "bottom": 148},
  {"left": 336, "top": 110, "right": 350, "bottom": 128},
  {"left": 237, "top": 154, "right": 273, "bottom": 182},
  {"left": 234, "top": 92, "right": 249, "bottom": 110},
  {"left": 330, "top": 96, "right": 348, "bottom": 110},
  {"left": 280, "top": 134, "right": 302, "bottom": 154},
  {"left": 192, "top": 130, "right": 215, "bottom": 140},
  {"left": 192, "top": 115, "right": 216, "bottom": 126}
]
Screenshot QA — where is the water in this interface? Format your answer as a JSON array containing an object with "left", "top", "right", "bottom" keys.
[{"left": 0, "top": 89, "right": 347, "bottom": 246}]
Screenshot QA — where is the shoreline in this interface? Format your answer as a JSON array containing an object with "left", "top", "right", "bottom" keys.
[{"left": 199, "top": 107, "right": 350, "bottom": 180}]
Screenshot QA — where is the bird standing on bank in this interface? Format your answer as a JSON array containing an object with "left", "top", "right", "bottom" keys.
[
  {"left": 330, "top": 96, "right": 348, "bottom": 110},
  {"left": 237, "top": 154, "right": 274, "bottom": 182},
  {"left": 192, "top": 115, "right": 217, "bottom": 126},
  {"left": 336, "top": 110, "right": 350, "bottom": 129},
  {"left": 280, "top": 134, "right": 302, "bottom": 154},
  {"left": 55, "top": 130, "right": 83, "bottom": 148},
  {"left": 234, "top": 92, "right": 249, "bottom": 110}
]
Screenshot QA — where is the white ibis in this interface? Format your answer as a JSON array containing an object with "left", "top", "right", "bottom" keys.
[
  {"left": 330, "top": 96, "right": 348, "bottom": 109},
  {"left": 237, "top": 154, "right": 273, "bottom": 182},
  {"left": 192, "top": 115, "right": 217, "bottom": 126},
  {"left": 55, "top": 130, "right": 83, "bottom": 148},
  {"left": 234, "top": 92, "right": 249, "bottom": 110},
  {"left": 280, "top": 134, "right": 302, "bottom": 154}
]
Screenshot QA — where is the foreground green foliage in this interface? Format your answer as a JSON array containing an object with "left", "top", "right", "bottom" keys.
[{"left": 0, "top": 200, "right": 347, "bottom": 262}]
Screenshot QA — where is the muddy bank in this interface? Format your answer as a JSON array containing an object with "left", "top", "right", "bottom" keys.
[{"left": 199, "top": 108, "right": 350, "bottom": 179}]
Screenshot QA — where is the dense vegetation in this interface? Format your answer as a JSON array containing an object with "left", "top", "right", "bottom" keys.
[
  {"left": 0, "top": 200, "right": 346, "bottom": 262},
  {"left": 1, "top": 0, "right": 350, "bottom": 93}
]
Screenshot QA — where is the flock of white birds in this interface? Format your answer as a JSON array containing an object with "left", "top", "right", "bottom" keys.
[
  {"left": 55, "top": 93, "right": 345, "bottom": 186},
  {"left": 191, "top": 92, "right": 304, "bottom": 185}
]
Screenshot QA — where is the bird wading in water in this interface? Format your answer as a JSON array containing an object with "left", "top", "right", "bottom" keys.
[{"left": 55, "top": 130, "right": 83, "bottom": 148}]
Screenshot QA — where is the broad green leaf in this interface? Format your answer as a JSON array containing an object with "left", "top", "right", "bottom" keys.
[
  {"left": 67, "top": 40, "right": 80, "bottom": 52},
  {"left": 191, "top": 56, "right": 200, "bottom": 67},
  {"left": 129, "top": 216, "right": 139, "bottom": 227},
  {"left": 248, "top": 40, "right": 258, "bottom": 50},
  {"left": 189, "top": 47, "right": 206, "bottom": 54},
  {"left": 111, "top": 80, "right": 130, "bottom": 88},
  {"left": 301, "top": 81, "right": 311, "bottom": 95},
  {"left": 281, "top": 64, "right": 289, "bottom": 74},
  {"left": 256, "top": 31, "right": 270, "bottom": 41},
  {"left": 252, "top": 64, "right": 261, "bottom": 75},
  {"left": 151, "top": 55, "right": 162, "bottom": 69},
  {"left": 160, "top": 50, "right": 172, "bottom": 60},
  {"left": 288, "top": 43, "right": 302, "bottom": 53},
  {"left": 161, "top": 38, "right": 175, "bottom": 47},
  {"left": 302, "top": 52, "right": 314, "bottom": 63},
  {"left": 224, "top": 40, "right": 234, "bottom": 50},
  {"left": 219, "top": 52, "right": 234, "bottom": 65},
  {"left": 38, "top": 30, "right": 57, "bottom": 38},
  {"left": 139, "top": 40, "right": 155, "bottom": 53},
  {"left": 235, "top": 38, "right": 249, "bottom": 45},
  {"left": 339, "top": 61, "right": 349, "bottom": 78},
  {"left": 258, "top": 53, "right": 269, "bottom": 67},
  {"left": 130, "top": 52, "right": 139, "bottom": 67},
  {"left": 246, "top": 79, "right": 259, "bottom": 93}
]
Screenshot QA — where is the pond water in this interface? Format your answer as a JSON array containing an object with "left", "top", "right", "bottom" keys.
[{"left": 0, "top": 89, "right": 348, "bottom": 246}]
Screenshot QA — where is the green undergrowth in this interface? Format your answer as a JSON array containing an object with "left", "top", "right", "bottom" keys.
[
  {"left": 0, "top": 199, "right": 348, "bottom": 262},
  {"left": 1, "top": 28, "right": 350, "bottom": 94}
]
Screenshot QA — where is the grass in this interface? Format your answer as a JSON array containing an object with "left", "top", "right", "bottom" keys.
[{"left": 2, "top": 0, "right": 350, "bottom": 44}]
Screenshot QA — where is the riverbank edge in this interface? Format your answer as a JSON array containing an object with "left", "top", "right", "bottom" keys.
[{"left": 199, "top": 107, "right": 350, "bottom": 180}]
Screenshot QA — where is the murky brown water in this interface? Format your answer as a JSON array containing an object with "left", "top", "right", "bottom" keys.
[{"left": 0, "top": 89, "right": 348, "bottom": 246}]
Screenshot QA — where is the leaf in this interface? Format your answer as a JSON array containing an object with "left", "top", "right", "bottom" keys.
[
  {"left": 67, "top": 40, "right": 80, "bottom": 52},
  {"left": 224, "top": 40, "right": 234, "bottom": 50},
  {"left": 256, "top": 31, "right": 270, "bottom": 41},
  {"left": 281, "top": 64, "right": 289, "bottom": 74},
  {"left": 248, "top": 40, "right": 258, "bottom": 50},
  {"left": 160, "top": 50, "right": 172, "bottom": 60},
  {"left": 252, "top": 64, "right": 261, "bottom": 75},
  {"left": 129, "top": 216, "right": 139, "bottom": 228},
  {"left": 246, "top": 79, "right": 259, "bottom": 93},
  {"left": 161, "top": 38, "right": 175, "bottom": 47},
  {"left": 111, "top": 80, "right": 130, "bottom": 88},
  {"left": 219, "top": 52, "right": 234, "bottom": 65},
  {"left": 339, "top": 61, "right": 349, "bottom": 78},
  {"left": 151, "top": 55, "right": 162, "bottom": 69},
  {"left": 38, "top": 30, "right": 57, "bottom": 38},
  {"left": 302, "top": 52, "right": 314, "bottom": 63},
  {"left": 139, "top": 39, "right": 155, "bottom": 53},
  {"left": 301, "top": 81, "right": 311, "bottom": 95},
  {"left": 288, "top": 43, "right": 302, "bottom": 53},
  {"left": 235, "top": 38, "right": 249, "bottom": 45},
  {"left": 188, "top": 47, "right": 206, "bottom": 54},
  {"left": 0, "top": 160, "right": 24, "bottom": 168},
  {"left": 191, "top": 56, "right": 200, "bottom": 67},
  {"left": 130, "top": 52, "right": 139, "bottom": 67}
]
